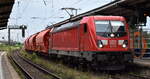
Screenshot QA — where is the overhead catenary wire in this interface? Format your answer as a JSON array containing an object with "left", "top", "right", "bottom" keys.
[
  {"left": 22, "top": 0, "right": 30, "bottom": 12},
  {"left": 42, "top": 0, "right": 47, "bottom": 6},
  {"left": 51, "top": 0, "right": 53, "bottom": 8},
  {"left": 9, "top": 0, "right": 115, "bottom": 41},
  {"left": 69, "top": 0, "right": 85, "bottom": 6}
]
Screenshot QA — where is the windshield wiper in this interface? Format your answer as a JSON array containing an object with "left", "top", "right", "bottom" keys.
[
  {"left": 109, "top": 21, "right": 113, "bottom": 33},
  {"left": 100, "top": 21, "right": 112, "bottom": 37}
]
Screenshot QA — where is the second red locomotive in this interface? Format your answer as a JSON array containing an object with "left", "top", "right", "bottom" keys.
[{"left": 24, "top": 16, "right": 133, "bottom": 70}]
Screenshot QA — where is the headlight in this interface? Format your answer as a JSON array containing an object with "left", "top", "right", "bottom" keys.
[
  {"left": 99, "top": 44, "right": 103, "bottom": 48},
  {"left": 122, "top": 44, "right": 127, "bottom": 48},
  {"left": 119, "top": 40, "right": 128, "bottom": 48},
  {"left": 97, "top": 40, "right": 103, "bottom": 48},
  {"left": 110, "top": 33, "right": 115, "bottom": 37},
  {"left": 122, "top": 40, "right": 128, "bottom": 48}
]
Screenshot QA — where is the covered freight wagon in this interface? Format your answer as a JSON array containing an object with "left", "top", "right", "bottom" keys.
[
  {"left": 35, "top": 29, "right": 51, "bottom": 53},
  {"left": 28, "top": 33, "right": 38, "bottom": 51}
]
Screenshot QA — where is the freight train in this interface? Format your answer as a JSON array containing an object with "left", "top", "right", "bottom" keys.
[{"left": 24, "top": 16, "right": 133, "bottom": 70}]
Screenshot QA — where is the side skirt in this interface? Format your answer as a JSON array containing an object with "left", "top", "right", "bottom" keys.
[
  {"left": 49, "top": 50, "right": 93, "bottom": 61},
  {"left": 49, "top": 50, "right": 133, "bottom": 62}
]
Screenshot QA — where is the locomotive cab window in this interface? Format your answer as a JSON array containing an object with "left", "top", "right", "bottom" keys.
[
  {"left": 95, "top": 20, "right": 125, "bottom": 33},
  {"left": 111, "top": 21, "right": 125, "bottom": 32}
]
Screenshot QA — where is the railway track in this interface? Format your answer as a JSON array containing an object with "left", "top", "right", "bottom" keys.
[
  {"left": 8, "top": 50, "right": 150, "bottom": 79},
  {"left": 8, "top": 50, "right": 61, "bottom": 79},
  {"left": 110, "top": 73, "right": 150, "bottom": 79},
  {"left": 128, "top": 73, "right": 150, "bottom": 79}
]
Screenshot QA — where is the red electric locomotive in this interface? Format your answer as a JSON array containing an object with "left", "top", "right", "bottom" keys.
[
  {"left": 25, "top": 16, "right": 133, "bottom": 70},
  {"left": 49, "top": 16, "right": 132, "bottom": 70}
]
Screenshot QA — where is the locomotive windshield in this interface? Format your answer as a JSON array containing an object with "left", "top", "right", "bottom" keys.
[{"left": 95, "top": 20, "right": 125, "bottom": 33}]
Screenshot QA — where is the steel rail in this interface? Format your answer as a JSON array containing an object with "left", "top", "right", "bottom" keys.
[
  {"left": 128, "top": 73, "right": 150, "bottom": 79},
  {"left": 8, "top": 55, "right": 33, "bottom": 79},
  {"left": 16, "top": 51, "right": 62, "bottom": 79}
]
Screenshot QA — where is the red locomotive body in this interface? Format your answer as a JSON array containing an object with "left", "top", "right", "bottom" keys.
[
  {"left": 50, "top": 16, "right": 132, "bottom": 69},
  {"left": 52, "top": 23, "right": 80, "bottom": 51},
  {"left": 51, "top": 16, "right": 130, "bottom": 52}
]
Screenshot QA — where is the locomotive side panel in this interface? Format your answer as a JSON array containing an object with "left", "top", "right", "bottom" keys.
[
  {"left": 52, "top": 27, "right": 80, "bottom": 51},
  {"left": 79, "top": 17, "right": 98, "bottom": 51}
]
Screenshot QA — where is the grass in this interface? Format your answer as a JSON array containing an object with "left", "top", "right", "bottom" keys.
[
  {"left": 0, "top": 43, "right": 22, "bottom": 53},
  {"left": 20, "top": 50, "right": 109, "bottom": 79}
]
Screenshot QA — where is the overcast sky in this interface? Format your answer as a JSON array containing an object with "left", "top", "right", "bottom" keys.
[
  {"left": 0, "top": 0, "right": 114, "bottom": 42},
  {"left": 0, "top": 0, "right": 149, "bottom": 42}
]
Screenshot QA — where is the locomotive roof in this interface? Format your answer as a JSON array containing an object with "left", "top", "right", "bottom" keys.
[{"left": 52, "top": 21, "right": 80, "bottom": 33}]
